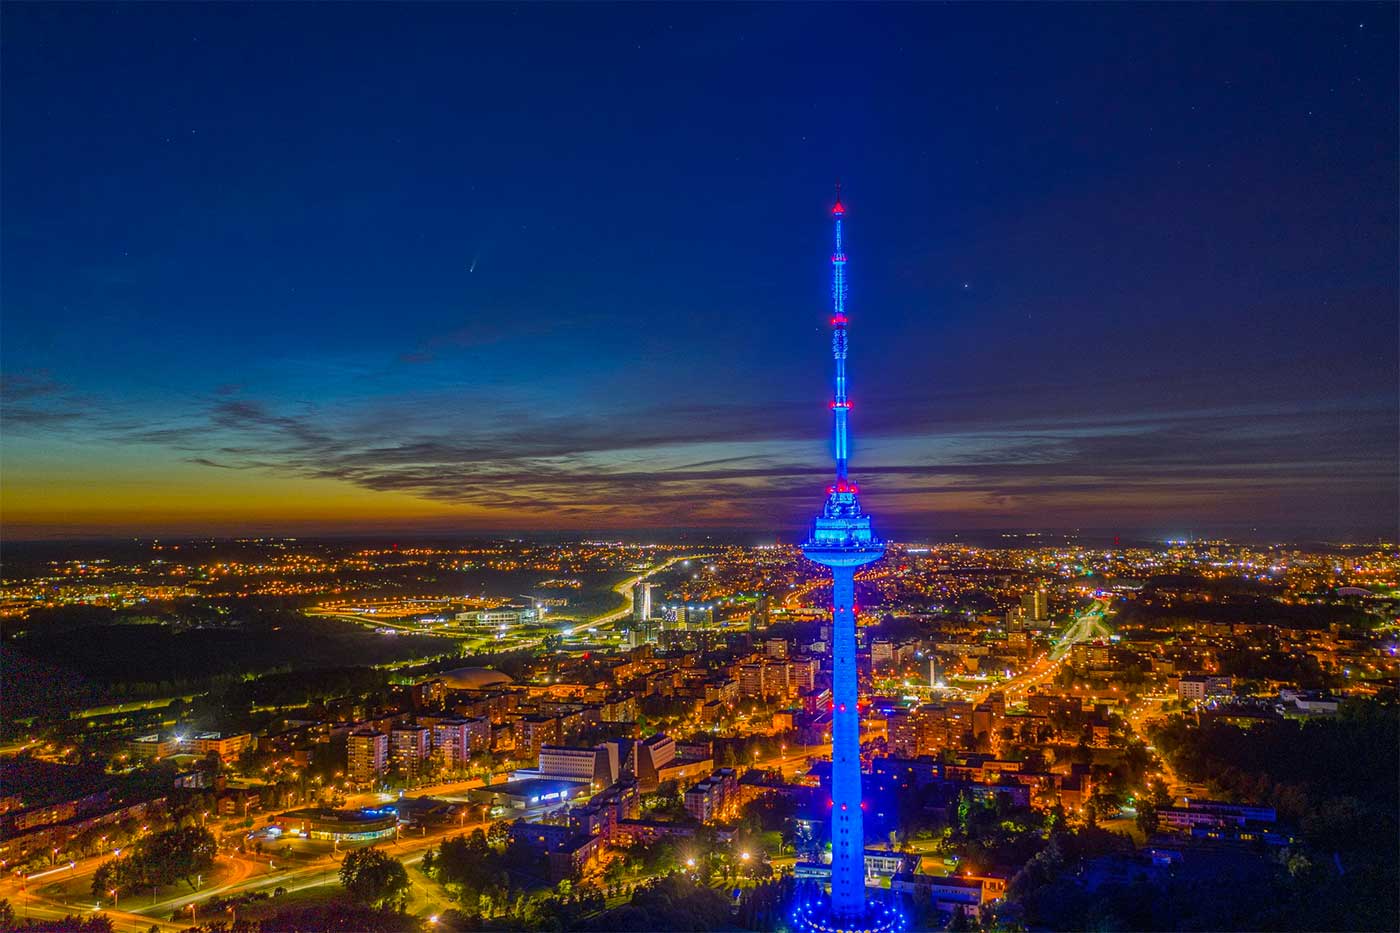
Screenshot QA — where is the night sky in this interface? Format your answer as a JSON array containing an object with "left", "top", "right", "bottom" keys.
[{"left": 3, "top": 4, "right": 1396, "bottom": 541}]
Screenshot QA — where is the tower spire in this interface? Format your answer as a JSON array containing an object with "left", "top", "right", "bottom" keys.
[{"left": 830, "top": 184, "right": 850, "bottom": 480}]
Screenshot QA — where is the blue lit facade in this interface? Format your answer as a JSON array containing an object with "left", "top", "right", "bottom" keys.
[{"left": 795, "top": 191, "right": 903, "bottom": 933}]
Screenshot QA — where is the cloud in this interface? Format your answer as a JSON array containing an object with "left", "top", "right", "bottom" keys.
[
  {"left": 0, "top": 373, "right": 92, "bottom": 428},
  {"left": 4, "top": 363, "right": 1394, "bottom": 534},
  {"left": 163, "top": 391, "right": 1400, "bottom": 532}
]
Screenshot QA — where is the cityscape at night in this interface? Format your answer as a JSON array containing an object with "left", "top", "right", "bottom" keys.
[{"left": 1, "top": 4, "right": 1397, "bottom": 933}]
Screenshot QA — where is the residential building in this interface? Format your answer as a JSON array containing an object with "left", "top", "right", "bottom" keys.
[
  {"left": 348, "top": 730, "right": 388, "bottom": 784},
  {"left": 684, "top": 768, "right": 738, "bottom": 823},
  {"left": 390, "top": 726, "right": 430, "bottom": 779}
]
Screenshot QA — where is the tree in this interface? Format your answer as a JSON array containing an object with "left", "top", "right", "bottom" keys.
[
  {"left": 486, "top": 819, "right": 511, "bottom": 849},
  {"left": 91, "top": 826, "right": 216, "bottom": 898},
  {"left": 1134, "top": 800, "right": 1159, "bottom": 836},
  {"left": 260, "top": 903, "right": 420, "bottom": 932},
  {"left": 339, "top": 847, "right": 411, "bottom": 911},
  {"left": 2, "top": 913, "right": 114, "bottom": 933}
]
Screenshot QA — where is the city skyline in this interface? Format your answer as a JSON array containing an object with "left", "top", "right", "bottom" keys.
[
  {"left": 1, "top": 6, "right": 1396, "bottom": 933},
  {"left": 3, "top": 4, "right": 1397, "bottom": 541}
]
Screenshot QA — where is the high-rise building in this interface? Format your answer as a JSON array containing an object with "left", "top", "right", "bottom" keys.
[
  {"left": 789, "top": 655, "right": 819, "bottom": 693},
  {"left": 411, "top": 678, "right": 446, "bottom": 709},
  {"left": 687, "top": 604, "right": 715, "bottom": 627},
  {"left": 739, "top": 659, "right": 789, "bottom": 699},
  {"left": 390, "top": 726, "right": 430, "bottom": 779},
  {"left": 347, "top": 729, "right": 388, "bottom": 784},
  {"left": 513, "top": 714, "right": 561, "bottom": 763},
  {"left": 431, "top": 720, "right": 472, "bottom": 771},
  {"left": 463, "top": 716, "right": 492, "bottom": 753},
  {"left": 632, "top": 582, "right": 653, "bottom": 622},
  {"left": 1022, "top": 588, "right": 1049, "bottom": 622},
  {"left": 792, "top": 189, "right": 905, "bottom": 933}
]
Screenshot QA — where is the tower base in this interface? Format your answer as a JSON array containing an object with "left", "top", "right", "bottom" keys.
[{"left": 790, "top": 896, "right": 907, "bottom": 933}]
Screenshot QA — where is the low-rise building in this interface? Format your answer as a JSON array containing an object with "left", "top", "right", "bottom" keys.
[
  {"left": 185, "top": 732, "right": 253, "bottom": 762},
  {"left": 126, "top": 734, "right": 177, "bottom": 761},
  {"left": 1158, "top": 799, "right": 1276, "bottom": 832},
  {"left": 538, "top": 744, "right": 618, "bottom": 789},
  {"left": 278, "top": 807, "right": 397, "bottom": 842},
  {"left": 1176, "top": 674, "right": 1231, "bottom": 701}
]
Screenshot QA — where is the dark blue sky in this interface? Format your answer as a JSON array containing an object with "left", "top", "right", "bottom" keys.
[{"left": 3, "top": 3, "right": 1396, "bottom": 540}]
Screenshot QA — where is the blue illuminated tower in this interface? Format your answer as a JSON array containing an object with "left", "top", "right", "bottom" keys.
[{"left": 792, "top": 189, "right": 903, "bottom": 933}]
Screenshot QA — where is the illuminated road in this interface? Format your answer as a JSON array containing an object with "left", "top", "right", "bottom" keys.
[
  {"left": 1123, "top": 694, "right": 1208, "bottom": 801},
  {"left": 1049, "top": 597, "right": 1113, "bottom": 661},
  {"left": 971, "top": 651, "right": 1059, "bottom": 705},
  {"left": 967, "top": 596, "right": 1115, "bottom": 705},
  {"left": 783, "top": 565, "right": 891, "bottom": 611},
  {"left": 783, "top": 578, "right": 824, "bottom": 609},
  {"left": 1, "top": 854, "right": 189, "bottom": 933},
  {"left": 1, "top": 819, "right": 493, "bottom": 931},
  {"left": 588, "top": 554, "right": 711, "bottom": 629},
  {"left": 747, "top": 743, "right": 829, "bottom": 779}
]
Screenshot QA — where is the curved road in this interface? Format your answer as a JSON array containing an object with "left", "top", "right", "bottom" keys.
[{"left": 588, "top": 554, "right": 713, "bottom": 629}]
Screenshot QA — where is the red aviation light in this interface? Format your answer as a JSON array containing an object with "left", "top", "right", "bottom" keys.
[
  {"left": 832, "top": 200, "right": 845, "bottom": 216},
  {"left": 832, "top": 315, "right": 848, "bottom": 325},
  {"left": 830, "top": 400, "right": 851, "bottom": 410}
]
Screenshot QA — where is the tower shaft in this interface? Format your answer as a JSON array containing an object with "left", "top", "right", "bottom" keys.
[{"left": 828, "top": 562, "right": 863, "bottom": 916}]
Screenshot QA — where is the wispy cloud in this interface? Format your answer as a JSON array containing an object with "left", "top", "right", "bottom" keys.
[{"left": 4, "top": 365, "right": 1394, "bottom": 534}]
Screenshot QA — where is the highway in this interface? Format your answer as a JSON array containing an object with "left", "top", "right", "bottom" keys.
[
  {"left": 747, "top": 743, "right": 830, "bottom": 779},
  {"left": 0, "top": 818, "right": 494, "bottom": 931},
  {"left": 588, "top": 554, "right": 712, "bottom": 629},
  {"left": 782, "top": 564, "right": 891, "bottom": 611},
  {"left": 1048, "top": 597, "right": 1113, "bottom": 661},
  {"left": 968, "top": 596, "right": 1115, "bottom": 705}
]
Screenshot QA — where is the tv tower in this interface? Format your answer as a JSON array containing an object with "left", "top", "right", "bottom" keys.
[{"left": 792, "top": 188, "right": 904, "bottom": 933}]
